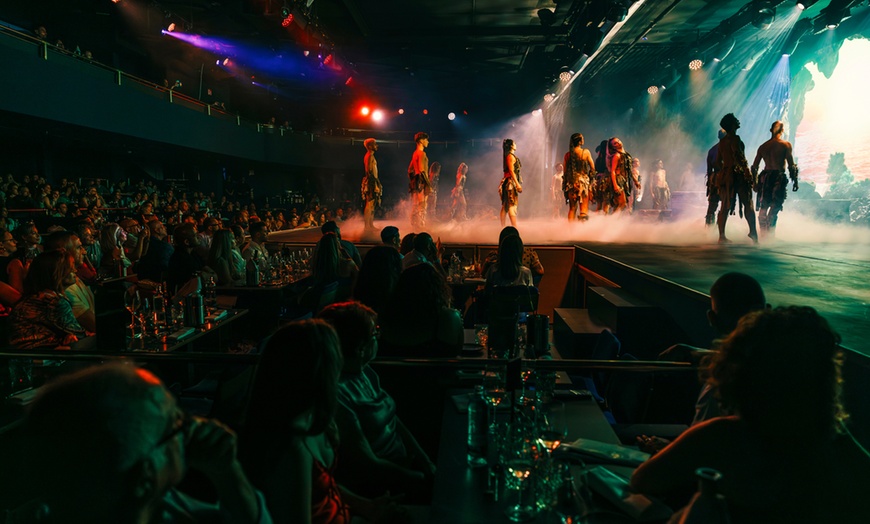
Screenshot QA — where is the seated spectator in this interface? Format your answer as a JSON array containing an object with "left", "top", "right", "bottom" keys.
[
  {"left": 0, "top": 228, "right": 21, "bottom": 308},
  {"left": 8, "top": 222, "right": 43, "bottom": 294},
  {"left": 73, "top": 222, "right": 100, "bottom": 283},
  {"left": 99, "top": 223, "right": 132, "bottom": 276},
  {"left": 44, "top": 231, "right": 96, "bottom": 333},
  {"left": 230, "top": 224, "right": 247, "bottom": 275},
  {"left": 307, "top": 232, "right": 358, "bottom": 305},
  {"left": 243, "top": 320, "right": 403, "bottom": 524},
  {"left": 631, "top": 307, "right": 870, "bottom": 522},
  {"left": 9, "top": 250, "right": 86, "bottom": 349},
  {"left": 118, "top": 218, "right": 150, "bottom": 263},
  {"left": 196, "top": 216, "right": 221, "bottom": 259},
  {"left": 380, "top": 225, "right": 402, "bottom": 254},
  {"left": 484, "top": 234, "right": 532, "bottom": 287},
  {"left": 318, "top": 302, "right": 436, "bottom": 500},
  {"left": 209, "top": 229, "right": 245, "bottom": 286},
  {"left": 135, "top": 219, "right": 174, "bottom": 283},
  {"left": 166, "top": 223, "right": 208, "bottom": 295},
  {"left": 399, "top": 233, "right": 416, "bottom": 256},
  {"left": 481, "top": 226, "right": 543, "bottom": 285},
  {"left": 242, "top": 221, "right": 270, "bottom": 272},
  {"left": 401, "top": 232, "right": 441, "bottom": 273},
  {"left": 22, "top": 363, "right": 270, "bottom": 523},
  {"left": 322, "top": 221, "right": 361, "bottom": 268},
  {"left": 379, "top": 262, "right": 462, "bottom": 357},
  {"left": 352, "top": 246, "right": 402, "bottom": 317}
]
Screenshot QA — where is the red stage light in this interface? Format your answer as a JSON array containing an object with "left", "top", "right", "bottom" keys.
[
  {"left": 345, "top": 77, "right": 353, "bottom": 86},
  {"left": 324, "top": 54, "right": 333, "bottom": 65},
  {"left": 423, "top": 109, "right": 428, "bottom": 115},
  {"left": 360, "top": 106, "right": 371, "bottom": 116}
]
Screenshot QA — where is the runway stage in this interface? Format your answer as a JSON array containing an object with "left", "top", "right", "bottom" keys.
[{"left": 268, "top": 212, "right": 870, "bottom": 356}]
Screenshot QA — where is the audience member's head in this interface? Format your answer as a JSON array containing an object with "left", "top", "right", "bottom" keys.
[
  {"left": 25, "top": 363, "right": 184, "bottom": 522},
  {"left": 319, "top": 301, "right": 379, "bottom": 373},
  {"left": 24, "top": 249, "right": 76, "bottom": 296},
  {"left": 312, "top": 232, "right": 342, "bottom": 283},
  {"left": 248, "top": 221, "right": 267, "bottom": 243},
  {"left": 147, "top": 219, "right": 167, "bottom": 240},
  {"left": 353, "top": 246, "right": 403, "bottom": 315},
  {"left": 413, "top": 232, "right": 436, "bottom": 259},
  {"left": 710, "top": 306, "right": 844, "bottom": 444},
  {"left": 100, "top": 223, "right": 127, "bottom": 255},
  {"left": 707, "top": 272, "right": 766, "bottom": 335},
  {"left": 172, "top": 223, "right": 198, "bottom": 250},
  {"left": 230, "top": 224, "right": 246, "bottom": 248},
  {"left": 14, "top": 222, "right": 40, "bottom": 249},
  {"left": 247, "top": 319, "right": 343, "bottom": 435},
  {"left": 384, "top": 262, "right": 451, "bottom": 321},
  {"left": 321, "top": 220, "right": 341, "bottom": 239},
  {"left": 43, "top": 231, "right": 85, "bottom": 269},
  {"left": 496, "top": 234, "right": 523, "bottom": 282},
  {"left": 399, "top": 233, "right": 417, "bottom": 256},
  {"left": 208, "top": 229, "right": 237, "bottom": 267},
  {"left": 380, "top": 226, "right": 400, "bottom": 250},
  {"left": 0, "top": 227, "right": 17, "bottom": 256},
  {"left": 498, "top": 226, "right": 520, "bottom": 245}
]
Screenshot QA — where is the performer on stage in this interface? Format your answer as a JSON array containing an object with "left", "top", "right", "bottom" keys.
[
  {"left": 607, "top": 137, "right": 634, "bottom": 213},
  {"left": 705, "top": 129, "right": 726, "bottom": 226},
  {"left": 751, "top": 121, "right": 798, "bottom": 235},
  {"left": 562, "top": 133, "right": 595, "bottom": 221},
  {"left": 551, "top": 163, "right": 564, "bottom": 219},
  {"left": 629, "top": 156, "right": 642, "bottom": 214},
  {"left": 451, "top": 162, "right": 469, "bottom": 221},
  {"left": 593, "top": 140, "right": 610, "bottom": 213},
  {"left": 361, "top": 138, "right": 382, "bottom": 232},
  {"left": 407, "top": 132, "right": 431, "bottom": 229},
  {"left": 649, "top": 159, "right": 670, "bottom": 212},
  {"left": 714, "top": 113, "right": 758, "bottom": 244},
  {"left": 498, "top": 139, "right": 522, "bottom": 227},
  {"left": 427, "top": 161, "right": 441, "bottom": 222}
]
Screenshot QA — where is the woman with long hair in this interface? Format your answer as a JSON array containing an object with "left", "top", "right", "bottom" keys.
[
  {"left": 498, "top": 139, "right": 522, "bottom": 227},
  {"left": 379, "top": 262, "right": 462, "bottom": 357},
  {"left": 9, "top": 249, "right": 85, "bottom": 349},
  {"left": 485, "top": 234, "right": 531, "bottom": 287},
  {"left": 208, "top": 229, "right": 245, "bottom": 286},
  {"left": 631, "top": 307, "right": 870, "bottom": 522},
  {"left": 450, "top": 163, "right": 469, "bottom": 221},
  {"left": 243, "top": 320, "right": 404, "bottom": 524},
  {"left": 98, "top": 222, "right": 131, "bottom": 275}
]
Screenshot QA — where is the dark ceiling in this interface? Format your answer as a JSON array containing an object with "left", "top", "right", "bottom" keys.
[{"left": 1, "top": 0, "right": 865, "bottom": 131}]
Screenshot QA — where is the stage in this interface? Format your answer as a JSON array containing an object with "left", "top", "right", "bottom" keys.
[{"left": 268, "top": 211, "right": 870, "bottom": 356}]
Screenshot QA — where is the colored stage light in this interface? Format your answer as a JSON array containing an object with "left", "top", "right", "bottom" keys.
[
  {"left": 360, "top": 106, "right": 370, "bottom": 116},
  {"left": 448, "top": 112, "right": 456, "bottom": 121},
  {"left": 372, "top": 110, "right": 384, "bottom": 122},
  {"left": 166, "top": 23, "right": 176, "bottom": 32},
  {"left": 647, "top": 85, "right": 659, "bottom": 94},
  {"left": 423, "top": 109, "right": 428, "bottom": 115},
  {"left": 398, "top": 108, "right": 405, "bottom": 115},
  {"left": 688, "top": 59, "right": 703, "bottom": 70}
]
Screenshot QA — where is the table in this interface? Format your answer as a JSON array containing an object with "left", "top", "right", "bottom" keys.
[
  {"left": 125, "top": 308, "right": 248, "bottom": 353},
  {"left": 216, "top": 276, "right": 311, "bottom": 328},
  {"left": 430, "top": 391, "right": 626, "bottom": 524}
]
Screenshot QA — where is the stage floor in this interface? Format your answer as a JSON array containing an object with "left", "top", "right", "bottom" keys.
[{"left": 269, "top": 213, "right": 870, "bottom": 355}]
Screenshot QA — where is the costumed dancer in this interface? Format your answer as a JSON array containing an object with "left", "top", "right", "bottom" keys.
[
  {"left": 593, "top": 140, "right": 610, "bottom": 213},
  {"left": 607, "top": 137, "right": 635, "bottom": 213},
  {"left": 649, "top": 159, "right": 670, "bottom": 212},
  {"left": 551, "top": 164, "right": 564, "bottom": 219},
  {"left": 451, "top": 162, "right": 469, "bottom": 221},
  {"left": 407, "top": 132, "right": 431, "bottom": 230},
  {"left": 751, "top": 120, "right": 798, "bottom": 236},
  {"left": 361, "top": 138, "right": 382, "bottom": 232},
  {"left": 498, "top": 139, "right": 522, "bottom": 227},
  {"left": 427, "top": 161, "right": 441, "bottom": 222},
  {"left": 562, "top": 133, "right": 595, "bottom": 221},
  {"left": 629, "top": 156, "right": 642, "bottom": 214},
  {"left": 705, "top": 129, "right": 726, "bottom": 226},
  {"left": 714, "top": 113, "right": 758, "bottom": 244}
]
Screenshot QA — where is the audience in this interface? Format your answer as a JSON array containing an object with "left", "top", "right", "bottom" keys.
[
  {"left": 318, "top": 302, "right": 436, "bottom": 500},
  {"left": 352, "top": 246, "right": 402, "bottom": 317},
  {"left": 9, "top": 250, "right": 86, "bottom": 349},
  {"left": 166, "top": 223, "right": 207, "bottom": 294},
  {"left": 380, "top": 225, "right": 402, "bottom": 254},
  {"left": 379, "top": 262, "right": 462, "bottom": 357},
  {"left": 631, "top": 306, "right": 870, "bottom": 523},
  {"left": 243, "top": 319, "right": 405, "bottom": 524},
  {"left": 43, "top": 231, "right": 97, "bottom": 333},
  {"left": 209, "top": 229, "right": 245, "bottom": 286},
  {"left": 136, "top": 219, "right": 174, "bottom": 282},
  {"left": 23, "top": 363, "right": 270, "bottom": 523}
]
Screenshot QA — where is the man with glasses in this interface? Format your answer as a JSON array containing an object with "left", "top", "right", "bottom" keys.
[{"left": 20, "top": 363, "right": 271, "bottom": 523}]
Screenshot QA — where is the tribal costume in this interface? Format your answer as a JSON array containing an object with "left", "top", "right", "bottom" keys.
[
  {"left": 499, "top": 154, "right": 522, "bottom": 212},
  {"left": 756, "top": 169, "right": 788, "bottom": 229},
  {"left": 563, "top": 150, "right": 593, "bottom": 212}
]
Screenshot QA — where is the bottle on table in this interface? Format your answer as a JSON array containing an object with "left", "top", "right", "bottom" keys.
[{"left": 246, "top": 251, "right": 260, "bottom": 287}]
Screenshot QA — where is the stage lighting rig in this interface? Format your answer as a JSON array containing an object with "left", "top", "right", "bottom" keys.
[
  {"left": 796, "top": 0, "right": 818, "bottom": 9},
  {"left": 751, "top": 1, "right": 776, "bottom": 30}
]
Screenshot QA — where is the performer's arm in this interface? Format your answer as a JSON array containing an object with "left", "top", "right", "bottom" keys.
[
  {"left": 785, "top": 143, "right": 799, "bottom": 191},
  {"left": 751, "top": 147, "right": 761, "bottom": 181},
  {"left": 508, "top": 154, "right": 521, "bottom": 192}
]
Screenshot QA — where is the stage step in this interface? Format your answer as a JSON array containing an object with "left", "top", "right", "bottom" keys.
[
  {"left": 586, "top": 286, "right": 672, "bottom": 359},
  {"left": 553, "top": 308, "right": 610, "bottom": 359}
]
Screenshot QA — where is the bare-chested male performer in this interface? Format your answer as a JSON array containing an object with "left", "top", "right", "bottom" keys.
[
  {"left": 362, "top": 138, "right": 382, "bottom": 232},
  {"left": 751, "top": 121, "right": 798, "bottom": 235},
  {"left": 714, "top": 113, "right": 758, "bottom": 244},
  {"left": 705, "top": 129, "right": 726, "bottom": 226},
  {"left": 649, "top": 159, "right": 670, "bottom": 211},
  {"left": 407, "top": 132, "right": 431, "bottom": 229},
  {"left": 562, "top": 133, "right": 595, "bottom": 221}
]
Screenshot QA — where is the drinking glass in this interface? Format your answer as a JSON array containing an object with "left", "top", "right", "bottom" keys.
[
  {"left": 124, "top": 290, "right": 142, "bottom": 339},
  {"left": 537, "top": 402, "right": 569, "bottom": 454},
  {"left": 482, "top": 368, "right": 506, "bottom": 428},
  {"left": 504, "top": 431, "right": 537, "bottom": 522}
]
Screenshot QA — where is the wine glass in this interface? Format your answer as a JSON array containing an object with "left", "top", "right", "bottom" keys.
[
  {"left": 482, "top": 368, "right": 506, "bottom": 428},
  {"left": 504, "top": 432, "right": 537, "bottom": 522},
  {"left": 124, "top": 290, "right": 142, "bottom": 339},
  {"left": 537, "top": 402, "right": 569, "bottom": 454}
]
